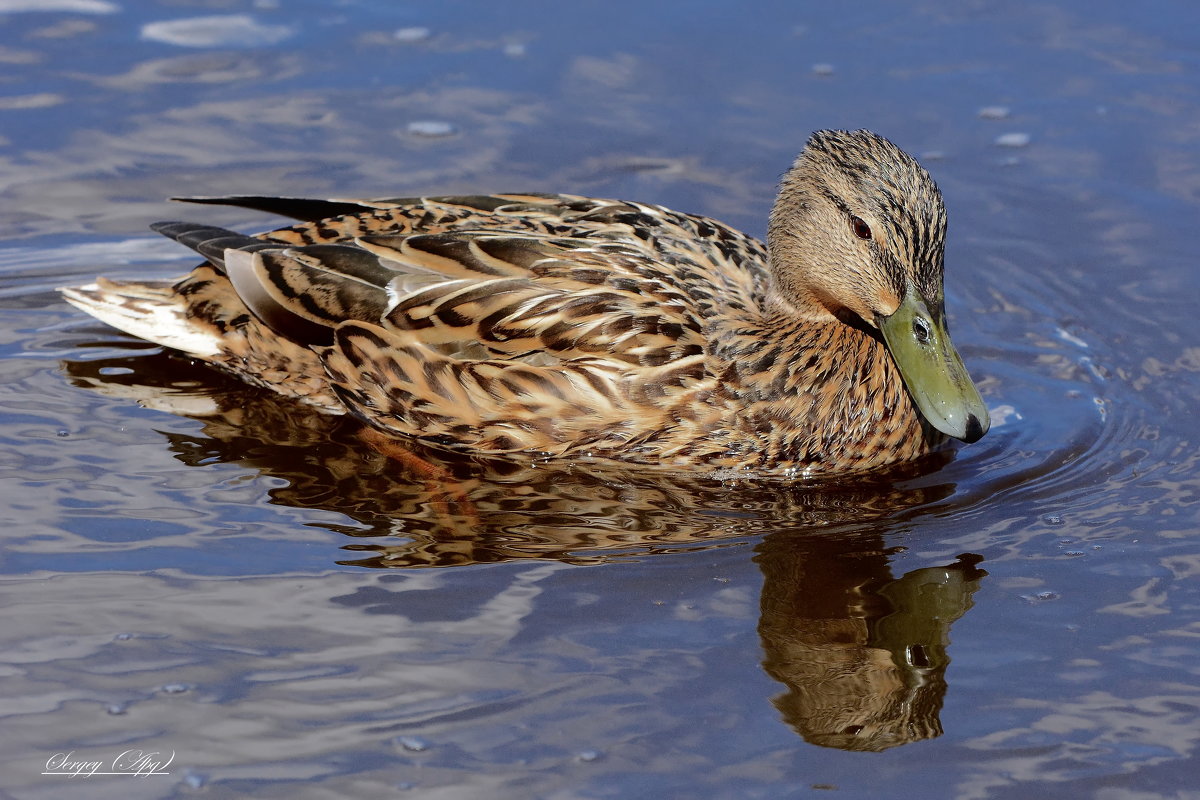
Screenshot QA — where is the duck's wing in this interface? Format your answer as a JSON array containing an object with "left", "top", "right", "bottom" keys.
[
  {"left": 150, "top": 221, "right": 708, "bottom": 361},
  {"left": 322, "top": 234, "right": 716, "bottom": 455},
  {"left": 356, "top": 232, "right": 707, "bottom": 364},
  {"left": 70, "top": 192, "right": 774, "bottom": 457},
  {"left": 139, "top": 220, "right": 719, "bottom": 454}
]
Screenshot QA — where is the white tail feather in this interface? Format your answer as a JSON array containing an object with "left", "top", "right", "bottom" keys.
[{"left": 60, "top": 279, "right": 222, "bottom": 358}]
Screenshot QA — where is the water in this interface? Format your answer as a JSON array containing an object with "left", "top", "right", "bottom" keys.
[{"left": 2, "top": 1, "right": 1200, "bottom": 797}]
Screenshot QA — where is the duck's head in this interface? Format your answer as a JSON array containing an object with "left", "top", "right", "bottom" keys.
[{"left": 768, "top": 129, "right": 989, "bottom": 443}]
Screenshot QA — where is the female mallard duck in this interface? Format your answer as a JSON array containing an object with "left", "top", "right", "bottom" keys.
[{"left": 62, "top": 129, "right": 988, "bottom": 474}]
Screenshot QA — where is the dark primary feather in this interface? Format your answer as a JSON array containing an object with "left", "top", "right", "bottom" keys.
[
  {"left": 172, "top": 196, "right": 390, "bottom": 222},
  {"left": 149, "top": 222, "right": 275, "bottom": 270}
]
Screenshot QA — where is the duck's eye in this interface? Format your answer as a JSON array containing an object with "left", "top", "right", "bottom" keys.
[{"left": 850, "top": 215, "right": 872, "bottom": 240}]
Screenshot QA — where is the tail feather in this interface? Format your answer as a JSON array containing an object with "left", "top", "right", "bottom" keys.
[
  {"left": 149, "top": 222, "right": 275, "bottom": 272},
  {"left": 60, "top": 278, "right": 222, "bottom": 358}
]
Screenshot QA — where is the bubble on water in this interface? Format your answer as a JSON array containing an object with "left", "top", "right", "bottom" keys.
[
  {"left": 56, "top": 429, "right": 70, "bottom": 437},
  {"left": 995, "top": 132, "right": 1031, "bottom": 148},
  {"left": 811, "top": 63, "right": 835, "bottom": 76},
  {"left": 184, "top": 771, "right": 206, "bottom": 789},
  {"left": 978, "top": 105, "right": 1011, "bottom": 119},
  {"left": 577, "top": 749, "right": 602, "bottom": 762},
  {"left": 106, "top": 702, "right": 128, "bottom": 715},
  {"left": 1043, "top": 515, "right": 1064, "bottom": 525},
  {"left": 1022, "top": 590, "right": 1060, "bottom": 604},
  {"left": 161, "top": 683, "right": 191, "bottom": 694},
  {"left": 406, "top": 120, "right": 457, "bottom": 138},
  {"left": 394, "top": 27, "right": 431, "bottom": 43},
  {"left": 395, "top": 736, "right": 429, "bottom": 752}
]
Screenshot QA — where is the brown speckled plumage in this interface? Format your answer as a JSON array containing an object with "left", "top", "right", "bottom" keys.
[{"left": 62, "top": 130, "right": 986, "bottom": 475}]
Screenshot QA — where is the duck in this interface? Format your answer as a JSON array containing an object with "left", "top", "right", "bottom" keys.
[{"left": 61, "top": 129, "right": 989, "bottom": 475}]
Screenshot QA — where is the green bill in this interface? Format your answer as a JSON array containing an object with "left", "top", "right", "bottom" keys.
[{"left": 878, "top": 282, "right": 989, "bottom": 443}]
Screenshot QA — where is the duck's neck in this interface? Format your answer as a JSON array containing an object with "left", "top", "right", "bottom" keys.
[{"left": 728, "top": 305, "right": 935, "bottom": 471}]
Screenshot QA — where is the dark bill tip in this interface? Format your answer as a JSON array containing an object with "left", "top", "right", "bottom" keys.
[{"left": 960, "top": 414, "right": 986, "bottom": 444}]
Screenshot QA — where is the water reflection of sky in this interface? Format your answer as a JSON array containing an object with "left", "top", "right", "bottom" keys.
[{"left": 2, "top": 1, "right": 1200, "bottom": 797}]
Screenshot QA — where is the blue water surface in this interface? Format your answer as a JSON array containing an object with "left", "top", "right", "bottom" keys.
[{"left": 2, "top": 1, "right": 1200, "bottom": 798}]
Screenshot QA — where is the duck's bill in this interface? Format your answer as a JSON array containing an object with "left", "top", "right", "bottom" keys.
[{"left": 878, "top": 283, "right": 989, "bottom": 443}]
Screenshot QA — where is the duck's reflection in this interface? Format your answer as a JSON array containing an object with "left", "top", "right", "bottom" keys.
[
  {"left": 63, "top": 348, "right": 986, "bottom": 751},
  {"left": 757, "top": 533, "right": 984, "bottom": 750}
]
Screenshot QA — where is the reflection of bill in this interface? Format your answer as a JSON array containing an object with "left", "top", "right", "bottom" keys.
[
  {"left": 757, "top": 538, "right": 986, "bottom": 752},
  {"left": 43, "top": 748, "right": 174, "bottom": 776}
]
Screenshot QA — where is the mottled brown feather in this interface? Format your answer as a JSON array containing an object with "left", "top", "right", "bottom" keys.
[{"left": 62, "top": 131, "right": 979, "bottom": 475}]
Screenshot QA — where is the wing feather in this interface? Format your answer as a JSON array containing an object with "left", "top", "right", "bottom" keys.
[
  {"left": 326, "top": 322, "right": 635, "bottom": 454},
  {"left": 91, "top": 193, "right": 777, "bottom": 459}
]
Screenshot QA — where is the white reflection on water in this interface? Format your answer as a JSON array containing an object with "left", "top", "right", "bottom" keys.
[
  {"left": 141, "top": 15, "right": 296, "bottom": 49},
  {"left": 959, "top": 687, "right": 1200, "bottom": 800},
  {"left": 0, "top": 0, "right": 116, "bottom": 13},
  {"left": 0, "top": 93, "right": 64, "bottom": 109}
]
